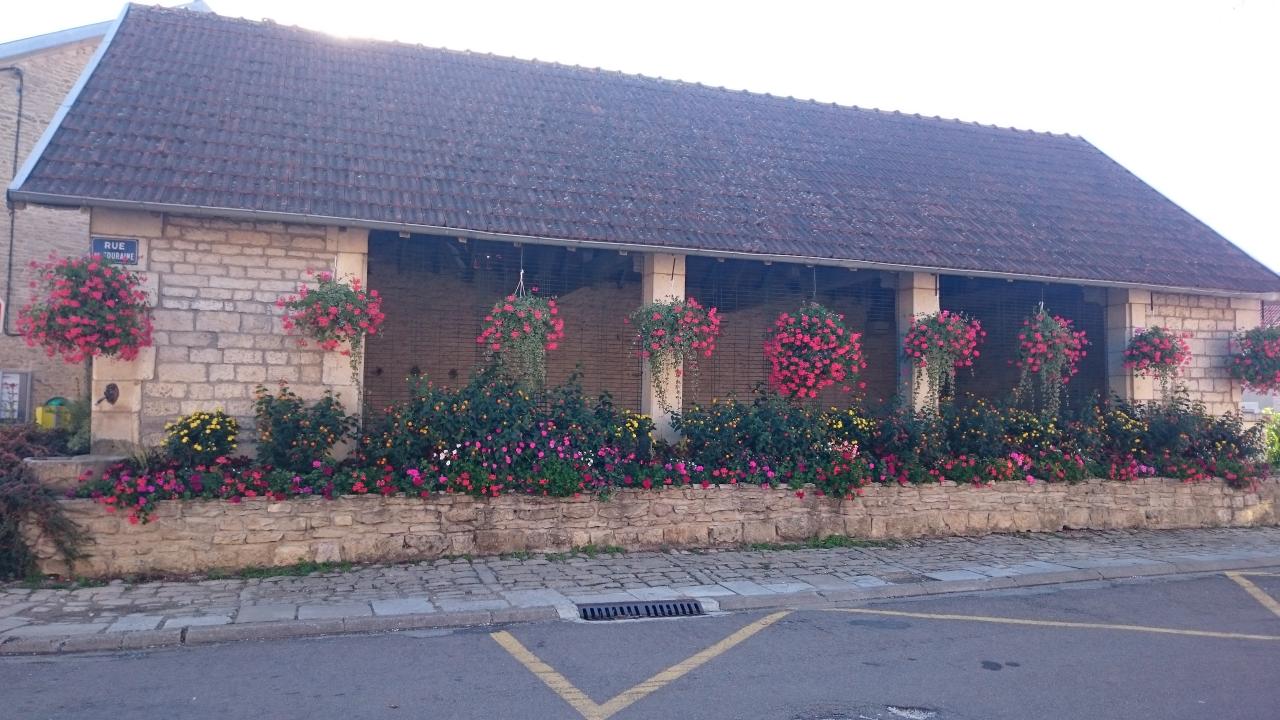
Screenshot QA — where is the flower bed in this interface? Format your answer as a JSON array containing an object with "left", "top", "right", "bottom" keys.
[{"left": 74, "top": 369, "right": 1268, "bottom": 524}]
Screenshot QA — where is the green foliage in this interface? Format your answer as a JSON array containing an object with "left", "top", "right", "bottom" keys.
[
  {"left": 163, "top": 410, "right": 239, "bottom": 466},
  {"left": 253, "top": 384, "right": 357, "bottom": 472},
  {"left": 1264, "top": 409, "right": 1280, "bottom": 467},
  {"left": 675, "top": 393, "right": 829, "bottom": 482}
]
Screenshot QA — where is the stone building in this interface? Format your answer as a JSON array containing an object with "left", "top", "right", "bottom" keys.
[
  {"left": 0, "top": 2, "right": 210, "bottom": 420},
  {"left": 6, "top": 5, "right": 1279, "bottom": 450},
  {"left": 0, "top": 20, "right": 108, "bottom": 417}
]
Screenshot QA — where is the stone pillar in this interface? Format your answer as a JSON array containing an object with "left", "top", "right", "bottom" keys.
[
  {"left": 1105, "top": 288, "right": 1155, "bottom": 403},
  {"left": 324, "top": 227, "right": 370, "bottom": 418},
  {"left": 896, "top": 271, "right": 940, "bottom": 411},
  {"left": 88, "top": 209, "right": 161, "bottom": 453},
  {"left": 640, "top": 253, "right": 685, "bottom": 441}
]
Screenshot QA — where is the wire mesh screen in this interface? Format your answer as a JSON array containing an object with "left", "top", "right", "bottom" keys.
[
  {"left": 940, "top": 276, "right": 1107, "bottom": 408},
  {"left": 364, "top": 232, "right": 643, "bottom": 413},
  {"left": 682, "top": 258, "right": 898, "bottom": 410}
]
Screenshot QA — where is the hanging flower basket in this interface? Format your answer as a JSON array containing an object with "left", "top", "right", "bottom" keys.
[
  {"left": 1123, "top": 326, "right": 1192, "bottom": 399},
  {"left": 902, "top": 310, "right": 984, "bottom": 408},
  {"left": 764, "top": 302, "right": 865, "bottom": 400},
  {"left": 476, "top": 291, "right": 565, "bottom": 389},
  {"left": 277, "top": 271, "right": 385, "bottom": 376},
  {"left": 1013, "top": 305, "right": 1088, "bottom": 418},
  {"left": 1228, "top": 326, "right": 1280, "bottom": 393},
  {"left": 628, "top": 296, "right": 721, "bottom": 411},
  {"left": 17, "top": 254, "right": 153, "bottom": 363}
]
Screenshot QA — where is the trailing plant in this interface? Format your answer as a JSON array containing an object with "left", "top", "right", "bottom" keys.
[
  {"left": 278, "top": 270, "right": 385, "bottom": 379},
  {"left": 902, "top": 310, "right": 984, "bottom": 409},
  {"left": 253, "top": 384, "right": 357, "bottom": 473},
  {"left": 0, "top": 425, "right": 82, "bottom": 580},
  {"left": 162, "top": 410, "right": 239, "bottom": 467},
  {"left": 17, "top": 254, "right": 153, "bottom": 363},
  {"left": 1013, "top": 304, "right": 1088, "bottom": 419},
  {"left": 628, "top": 296, "right": 721, "bottom": 411},
  {"left": 1124, "top": 326, "right": 1192, "bottom": 401},
  {"left": 1228, "top": 326, "right": 1280, "bottom": 393},
  {"left": 476, "top": 291, "right": 564, "bottom": 390},
  {"left": 764, "top": 302, "right": 865, "bottom": 400}
]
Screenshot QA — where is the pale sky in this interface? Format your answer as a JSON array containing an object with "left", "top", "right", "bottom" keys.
[{"left": 6, "top": 0, "right": 1278, "bottom": 273}]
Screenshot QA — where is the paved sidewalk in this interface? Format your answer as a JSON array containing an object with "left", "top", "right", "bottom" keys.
[{"left": 3, "top": 526, "right": 1278, "bottom": 655}]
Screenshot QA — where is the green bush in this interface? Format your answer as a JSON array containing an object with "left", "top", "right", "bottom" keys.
[
  {"left": 674, "top": 393, "right": 829, "bottom": 483},
  {"left": 1264, "top": 409, "right": 1280, "bottom": 467},
  {"left": 253, "top": 384, "right": 357, "bottom": 472}
]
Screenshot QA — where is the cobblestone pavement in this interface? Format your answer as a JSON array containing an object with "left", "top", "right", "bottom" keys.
[{"left": 2, "top": 527, "right": 1278, "bottom": 651}]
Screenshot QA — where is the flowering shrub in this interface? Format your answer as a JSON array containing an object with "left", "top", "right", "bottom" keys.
[
  {"left": 1228, "top": 326, "right": 1280, "bottom": 393},
  {"left": 252, "top": 384, "right": 357, "bottom": 473},
  {"left": 162, "top": 410, "right": 238, "bottom": 467},
  {"left": 278, "top": 271, "right": 384, "bottom": 377},
  {"left": 629, "top": 296, "right": 721, "bottom": 410},
  {"left": 764, "top": 303, "right": 865, "bottom": 399},
  {"left": 476, "top": 292, "right": 564, "bottom": 389},
  {"left": 17, "top": 254, "right": 153, "bottom": 363},
  {"left": 1014, "top": 305, "right": 1088, "bottom": 418},
  {"left": 902, "top": 310, "right": 985, "bottom": 408},
  {"left": 1124, "top": 326, "right": 1191, "bottom": 399}
]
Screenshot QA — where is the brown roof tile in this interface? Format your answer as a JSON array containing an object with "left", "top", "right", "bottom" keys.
[{"left": 12, "top": 5, "right": 1280, "bottom": 293}]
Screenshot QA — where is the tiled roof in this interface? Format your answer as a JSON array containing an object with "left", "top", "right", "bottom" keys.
[{"left": 11, "top": 5, "right": 1280, "bottom": 294}]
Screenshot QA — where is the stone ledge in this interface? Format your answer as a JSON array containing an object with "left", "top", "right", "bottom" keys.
[{"left": 22, "top": 477, "right": 1280, "bottom": 578}]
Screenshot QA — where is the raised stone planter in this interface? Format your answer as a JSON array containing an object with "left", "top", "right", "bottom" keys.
[
  {"left": 22, "top": 455, "right": 126, "bottom": 493},
  {"left": 22, "top": 476, "right": 1279, "bottom": 577}
]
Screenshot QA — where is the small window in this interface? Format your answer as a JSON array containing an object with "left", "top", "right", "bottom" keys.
[{"left": 0, "top": 371, "right": 33, "bottom": 422}]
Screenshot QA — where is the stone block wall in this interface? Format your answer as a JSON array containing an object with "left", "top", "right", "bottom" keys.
[
  {"left": 1, "top": 38, "right": 101, "bottom": 409},
  {"left": 88, "top": 210, "right": 367, "bottom": 449},
  {"left": 1146, "top": 292, "right": 1261, "bottom": 415},
  {"left": 26, "top": 477, "right": 1278, "bottom": 577}
]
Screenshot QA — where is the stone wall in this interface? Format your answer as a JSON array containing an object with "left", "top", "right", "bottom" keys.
[
  {"left": 27, "top": 477, "right": 1278, "bottom": 577},
  {"left": 1146, "top": 292, "right": 1261, "bottom": 416},
  {"left": 1, "top": 39, "right": 100, "bottom": 409},
  {"left": 88, "top": 210, "right": 368, "bottom": 449}
]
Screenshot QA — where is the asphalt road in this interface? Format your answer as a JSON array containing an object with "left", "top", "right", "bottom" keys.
[{"left": 4, "top": 570, "right": 1278, "bottom": 720}]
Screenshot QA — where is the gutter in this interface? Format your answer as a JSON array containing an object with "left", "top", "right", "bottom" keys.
[
  {"left": 2, "top": 65, "right": 22, "bottom": 335},
  {"left": 9, "top": 190, "right": 1278, "bottom": 301}
]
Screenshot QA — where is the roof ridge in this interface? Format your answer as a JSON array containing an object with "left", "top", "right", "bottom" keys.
[{"left": 134, "top": 3, "right": 1082, "bottom": 141}]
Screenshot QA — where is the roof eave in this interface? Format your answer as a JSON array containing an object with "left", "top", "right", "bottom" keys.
[
  {"left": 13, "top": 190, "right": 1278, "bottom": 301},
  {"left": 0, "top": 20, "right": 111, "bottom": 63}
]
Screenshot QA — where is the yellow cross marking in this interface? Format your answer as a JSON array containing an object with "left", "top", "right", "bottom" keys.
[
  {"left": 827, "top": 607, "right": 1280, "bottom": 641},
  {"left": 491, "top": 610, "right": 790, "bottom": 720},
  {"left": 1226, "top": 571, "right": 1280, "bottom": 620}
]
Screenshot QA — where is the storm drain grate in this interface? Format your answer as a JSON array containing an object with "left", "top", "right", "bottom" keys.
[{"left": 577, "top": 599, "right": 705, "bottom": 621}]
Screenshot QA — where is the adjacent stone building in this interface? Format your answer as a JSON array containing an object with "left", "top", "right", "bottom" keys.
[
  {"left": 6, "top": 5, "right": 1279, "bottom": 450},
  {"left": 0, "top": 21, "right": 107, "bottom": 416}
]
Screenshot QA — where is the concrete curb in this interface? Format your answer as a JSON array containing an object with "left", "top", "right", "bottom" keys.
[{"left": 3, "top": 555, "right": 1277, "bottom": 656}]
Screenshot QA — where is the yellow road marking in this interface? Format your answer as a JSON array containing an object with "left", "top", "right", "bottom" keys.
[
  {"left": 492, "top": 610, "right": 790, "bottom": 720},
  {"left": 596, "top": 610, "right": 790, "bottom": 718},
  {"left": 828, "top": 607, "right": 1280, "bottom": 641},
  {"left": 1226, "top": 572, "right": 1280, "bottom": 620},
  {"left": 1235, "top": 571, "right": 1280, "bottom": 577},
  {"left": 491, "top": 630, "right": 602, "bottom": 719}
]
